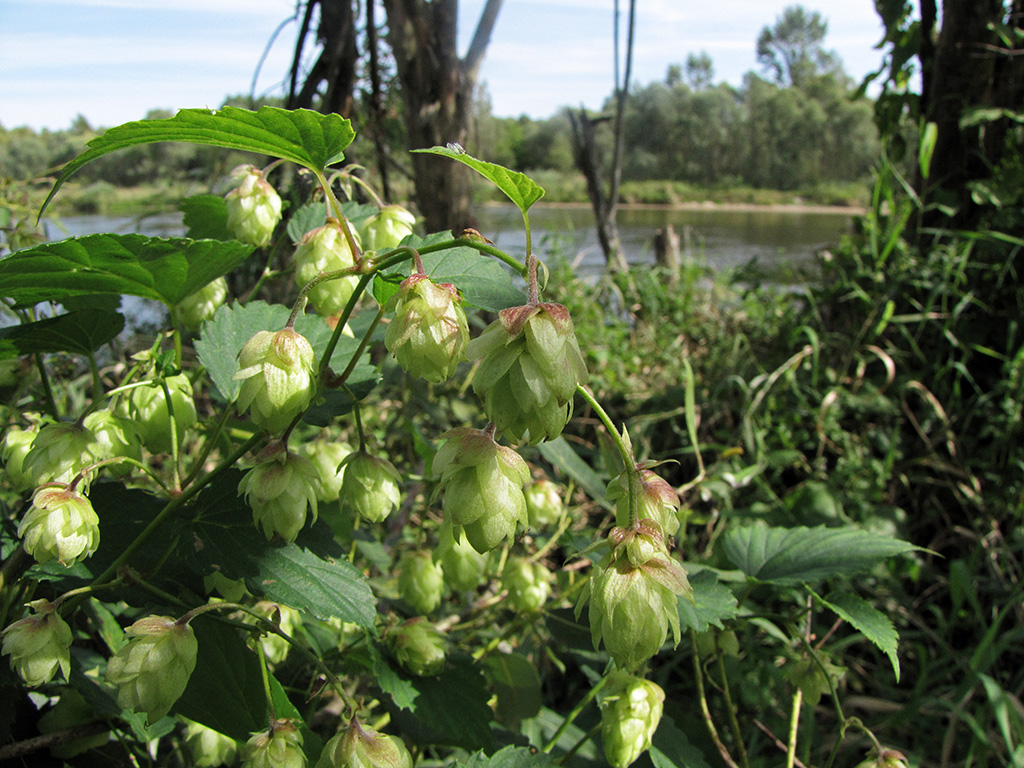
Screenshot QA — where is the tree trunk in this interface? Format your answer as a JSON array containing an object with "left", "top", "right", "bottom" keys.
[
  {"left": 287, "top": 0, "right": 359, "bottom": 117},
  {"left": 382, "top": 0, "right": 503, "bottom": 233}
]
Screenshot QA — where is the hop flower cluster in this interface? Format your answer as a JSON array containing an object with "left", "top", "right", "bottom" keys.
[
  {"left": 606, "top": 465, "right": 682, "bottom": 537},
  {"left": 599, "top": 671, "right": 665, "bottom": 768},
  {"left": 239, "top": 447, "right": 321, "bottom": 542},
  {"left": 359, "top": 205, "right": 416, "bottom": 253},
  {"left": 22, "top": 422, "right": 99, "bottom": 488},
  {"left": 340, "top": 451, "right": 402, "bottom": 523},
  {"left": 225, "top": 165, "right": 282, "bottom": 247},
  {"left": 502, "top": 558, "right": 552, "bottom": 613},
  {"left": 385, "top": 275, "right": 468, "bottom": 382},
  {"left": 236, "top": 328, "right": 317, "bottom": 435},
  {"left": 243, "top": 720, "right": 306, "bottom": 768},
  {"left": 128, "top": 374, "right": 198, "bottom": 455},
  {"left": 174, "top": 277, "right": 228, "bottom": 332},
  {"left": 293, "top": 219, "right": 361, "bottom": 317},
  {"left": 397, "top": 551, "right": 445, "bottom": 614},
  {"left": 19, "top": 485, "right": 100, "bottom": 566},
  {"left": 1, "top": 599, "right": 72, "bottom": 686},
  {"left": 387, "top": 618, "right": 446, "bottom": 677}
]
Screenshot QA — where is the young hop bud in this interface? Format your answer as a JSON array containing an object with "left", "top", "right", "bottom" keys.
[
  {"left": 577, "top": 537, "right": 692, "bottom": 671},
  {"left": 854, "top": 748, "right": 909, "bottom": 768},
  {"left": 22, "top": 422, "right": 99, "bottom": 488},
  {"left": 83, "top": 409, "right": 142, "bottom": 477},
  {"left": 105, "top": 615, "right": 198, "bottom": 723},
  {"left": 438, "top": 533, "right": 489, "bottom": 592},
  {"left": 225, "top": 165, "right": 283, "bottom": 247},
  {"left": 1, "top": 417, "right": 41, "bottom": 491},
  {"left": 293, "top": 219, "right": 362, "bottom": 317},
  {"left": 128, "top": 374, "right": 198, "bottom": 454},
  {"left": 608, "top": 519, "right": 669, "bottom": 568},
  {"left": 1, "top": 599, "right": 72, "bottom": 686},
  {"left": 317, "top": 718, "right": 413, "bottom": 768},
  {"left": 599, "top": 671, "right": 665, "bottom": 768},
  {"left": 398, "top": 551, "right": 446, "bottom": 614},
  {"left": 432, "top": 428, "right": 529, "bottom": 554},
  {"left": 385, "top": 276, "right": 469, "bottom": 382},
  {"left": 339, "top": 450, "right": 402, "bottom": 523},
  {"left": 465, "top": 303, "right": 588, "bottom": 444},
  {"left": 242, "top": 720, "right": 306, "bottom": 768},
  {"left": 359, "top": 205, "right": 416, "bottom": 252},
  {"left": 607, "top": 466, "right": 682, "bottom": 537},
  {"left": 502, "top": 558, "right": 552, "bottom": 613},
  {"left": 387, "top": 618, "right": 446, "bottom": 677},
  {"left": 173, "top": 276, "right": 228, "bottom": 332},
  {"left": 19, "top": 485, "right": 100, "bottom": 566},
  {"left": 235, "top": 328, "right": 317, "bottom": 434},
  {"left": 239, "top": 447, "right": 321, "bottom": 542},
  {"left": 525, "top": 477, "right": 563, "bottom": 528},
  {"left": 184, "top": 718, "right": 240, "bottom": 768}
]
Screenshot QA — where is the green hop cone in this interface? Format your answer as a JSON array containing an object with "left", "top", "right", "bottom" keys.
[
  {"left": 293, "top": 218, "right": 361, "bottom": 317},
  {"left": 339, "top": 450, "right": 401, "bottom": 523},
  {"left": 225, "top": 165, "right": 283, "bottom": 247},
  {"left": 387, "top": 618, "right": 446, "bottom": 677},
  {"left": 235, "top": 328, "right": 317, "bottom": 435},
  {"left": 184, "top": 718, "right": 239, "bottom": 768},
  {"left": 608, "top": 519, "right": 668, "bottom": 568},
  {"left": 854, "top": 748, "right": 909, "bottom": 768},
  {"left": 1, "top": 599, "right": 72, "bottom": 686},
  {"left": 502, "top": 558, "right": 552, "bottom": 613},
  {"left": 239, "top": 446, "right": 320, "bottom": 542},
  {"left": 385, "top": 275, "right": 468, "bottom": 382},
  {"left": 525, "top": 477, "right": 563, "bottom": 528},
  {"left": 607, "top": 466, "right": 681, "bottom": 537},
  {"left": 242, "top": 720, "right": 306, "bottom": 768},
  {"left": 22, "top": 421, "right": 99, "bottom": 488},
  {"left": 438, "top": 533, "right": 488, "bottom": 592},
  {"left": 317, "top": 718, "right": 413, "bottom": 768},
  {"left": 299, "top": 439, "right": 353, "bottom": 503},
  {"left": 465, "top": 302, "right": 588, "bottom": 444},
  {"left": 105, "top": 615, "right": 198, "bottom": 723},
  {"left": 397, "top": 551, "right": 446, "bottom": 614},
  {"left": 128, "top": 374, "right": 198, "bottom": 454},
  {"left": 359, "top": 205, "right": 416, "bottom": 252},
  {"left": 432, "top": 427, "right": 529, "bottom": 553},
  {"left": 19, "top": 484, "right": 100, "bottom": 566},
  {"left": 173, "top": 276, "right": 228, "bottom": 332},
  {"left": 577, "top": 535, "right": 692, "bottom": 671},
  {"left": 83, "top": 409, "right": 142, "bottom": 477},
  {"left": 599, "top": 671, "right": 665, "bottom": 768},
  {"left": 1, "top": 416, "right": 42, "bottom": 491}
]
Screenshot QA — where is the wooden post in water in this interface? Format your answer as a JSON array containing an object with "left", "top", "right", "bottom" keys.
[{"left": 654, "top": 224, "right": 681, "bottom": 286}]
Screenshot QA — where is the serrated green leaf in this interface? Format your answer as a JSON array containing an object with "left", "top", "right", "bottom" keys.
[
  {"left": 0, "top": 234, "right": 252, "bottom": 308},
  {"left": 722, "top": 523, "right": 918, "bottom": 585},
  {"left": 462, "top": 745, "right": 557, "bottom": 768},
  {"left": 814, "top": 589, "right": 900, "bottom": 682},
  {"left": 649, "top": 714, "right": 711, "bottom": 768},
  {"left": 181, "top": 195, "right": 231, "bottom": 241},
  {"left": 368, "top": 642, "right": 419, "bottom": 711},
  {"left": 43, "top": 107, "right": 355, "bottom": 212},
  {"left": 0, "top": 309, "right": 123, "bottom": 359},
  {"left": 412, "top": 146, "right": 545, "bottom": 214},
  {"left": 483, "top": 652, "right": 543, "bottom": 728},
  {"left": 175, "top": 616, "right": 266, "bottom": 741},
  {"left": 678, "top": 570, "right": 740, "bottom": 633}
]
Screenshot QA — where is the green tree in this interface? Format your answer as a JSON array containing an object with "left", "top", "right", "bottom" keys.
[
  {"left": 756, "top": 5, "right": 838, "bottom": 88},
  {"left": 685, "top": 51, "right": 715, "bottom": 91}
]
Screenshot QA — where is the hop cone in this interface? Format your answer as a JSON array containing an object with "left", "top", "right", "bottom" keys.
[
  {"left": 465, "top": 302, "right": 587, "bottom": 444},
  {"left": 225, "top": 166, "right": 282, "bottom": 247},
  {"left": 243, "top": 720, "right": 306, "bottom": 768},
  {"left": 1, "top": 599, "right": 72, "bottom": 686},
  {"left": 105, "top": 616, "right": 198, "bottom": 723},
  {"left": 235, "top": 328, "right": 317, "bottom": 434},
  {"left": 239, "top": 447, "right": 320, "bottom": 542},
  {"left": 184, "top": 718, "right": 239, "bottom": 768},
  {"left": 398, "top": 551, "right": 446, "bottom": 614},
  {"left": 438, "top": 533, "right": 488, "bottom": 592},
  {"left": 385, "top": 275, "right": 468, "bottom": 382},
  {"left": 525, "top": 477, "right": 563, "bottom": 528},
  {"left": 19, "top": 485, "right": 100, "bottom": 566},
  {"left": 293, "top": 219, "right": 361, "bottom": 316},
  {"left": 300, "top": 439, "right": 353, "bottom": 503},
  {"left": 1, "top": 418, "right": 41, "bottom": 491},
  {"left": 339, "top": 451, "right": 401, "bottom": 523},
  {"left": 599, "top": 671, "right": 665, "bottom": 768},
  {"left": 607, "top": 466, "right": 681, "bottom": 537},
  {"left": 387, "top": 618, "right": 446, "bottom": 677},
  {"left": 83, "top": 409, "right": 142, "bottom": 477},
  {"left": 22, "top": 422, "right": 99, "bottom": 488},
  {"left": 502, "top": 558, "right": 552, "bottom": 613},
  {"left": 173, "top": 276, "right": 228, "bottom": 332},
  {"left": 317, "top": 718, "right": 413, "bottom": 768},
  {"left": 432, "top": 427, "right": 529, "bottom": 553},
  {"left": 359, "top": 205, "right": 416, "bottom": 252},
  {"left": 128, "top": 374, "right": 198, "bottom": 454}
]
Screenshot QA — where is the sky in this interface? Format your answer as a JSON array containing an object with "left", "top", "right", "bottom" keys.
[{"left": 1, "top": 0, "right": 887, "bottom": 133}]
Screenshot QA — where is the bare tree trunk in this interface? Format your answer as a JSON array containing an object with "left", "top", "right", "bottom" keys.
[
  {"left": 287, "top": 0, "right": 359, "bottom": 117},
  {"left": 382, "top": 0, "right": 503, "bottom": 233},
  {"left": 366, "top": 0, "right": 392, "bottom": 201}
]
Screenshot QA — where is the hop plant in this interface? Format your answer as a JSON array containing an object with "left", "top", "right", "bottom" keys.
[
  {"left": 397, "top": 551, "right": 446, "bottom": 614},
  {"left": 387, "top": 618, "right": 446, "bottom": 677},
  {"left": 465, "top": 302, "right": 588, "bottom": 444},
  {"left": 339, "top": 450, "right": 402, "bottom": 523},
  {"left": 239, "top": 446, "right": 321, "bottom": 542},
  {"left": 502, "top": 558, "right": 552, "bottom": 613},
  {"left": 242, "top": 720, "right": 306, "bottom": 768},
  {"left": 385, "top": 275, "right": 469, "bottom": 382},
  {"left": 173, "top": 276, "right": 228, "bottom": 332},
  {"left": 432, "top": 427, "right": 529, "bottom": 553},
  {"left": 83, "top": 409, "right": 142, "bottom": 477},
  {"left": 577, "top": 528, "right": 692, "bottom": 671},
  {"left": 105, "top": 615, "right": 198, "bottom": 723},
  {"left": 184, "top": 718, "right": 240, "bottom": 768},
  {"left": 438, "top": 533, "right": 489, "bottom": 592},
  {"left": 1, "top": 416, "right": 41, "bottom": 491},
  {"left": 599, "top": 671, "right": 665, "bottom": 768},
  {"left": 235, "top": 328, "right": 317, "bottom": 435},
  {"left": 21, "top": 421, "right": 99, "bottom": 488},
  {"left": 317, "top": 717, "right": 413, "bottom": 768},
  {"left": 607, "top": 465, "right": 682, "bottom": 537},
  {"left": 300, "top": 439, "right": 353, "bottom": 503},
  {"left": 524, "top": 477, "right": 563, "bottom": 528},
  {"left": 245, "top": 601, "right": 302, "bottom": 665},
  {"left": 293, "top": 219, "right": 361, "bottom": 316},
  {"left": 855, "top": 748, "right": 909, "bottom": 768},
  {"left": 128, "top": 374, "right": 198, "bottom": 454},
  {"left": 19, "top": 484, "right": 100, "bottom": 566},
  {"left": 225, "top": 165, "right": 282, "bottom": 247},
  {"left": 1, "top": 599, "right": 72, "bottom": 686},
  {"left": 359, "top": 205, "right": 416, "bottom": 252}
]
